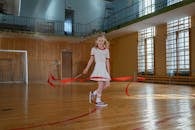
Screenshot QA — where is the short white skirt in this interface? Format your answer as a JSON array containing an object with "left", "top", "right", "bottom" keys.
[{"left": 90, "top": 62, "right": 111, "bottom": 81}]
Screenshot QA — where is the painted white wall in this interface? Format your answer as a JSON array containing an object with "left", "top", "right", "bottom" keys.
[
  {"left": 66, "top": 0, "right": 106, "bottom": 24},
  {"left": 112, "top": 0, "right": 135, "bottom": 12},
  {"left": 19, "top": 0, "right": 107, "bottom": 34},
  {"left": 20, "top": 0, "right": 64, "bottom": 21},
  {"left": 20, "top": 0, "right": 106, "bottom": 23}
]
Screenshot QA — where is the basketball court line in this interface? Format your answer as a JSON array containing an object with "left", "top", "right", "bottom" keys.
[{"left": 8, "top": 107, "right": 97, "bottom": 130}]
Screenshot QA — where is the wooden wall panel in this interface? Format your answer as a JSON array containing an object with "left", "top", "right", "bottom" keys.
[
  {"left": 71, "top": 40, "right": 94, "bottom": 78},
  {"left": 191, "top": 15, "right": 195, "bottom": 76},
  {"left": 0, "top": 33, "right": 91, "bottom": 83},
  {"left": 0, "top": 52, "right": 23, "bottom": 82},
  {"left": 110, "top": 33, "right": 138, "bottom": 77}
]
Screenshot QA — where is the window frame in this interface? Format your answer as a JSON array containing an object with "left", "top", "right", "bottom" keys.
[
  {"left": 166, "top": 16, "right": 191, "bottom": 76},
  {"left": 139, "top": 0, "right": 155, "bottom": 17},
  {"left": 138, "top": 27, "right": 155, "bottom": 75}
]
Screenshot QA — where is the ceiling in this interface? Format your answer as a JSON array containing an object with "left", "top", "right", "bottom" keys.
[{"left": 106, "top": 2, "right": 195, "bottom": 40}]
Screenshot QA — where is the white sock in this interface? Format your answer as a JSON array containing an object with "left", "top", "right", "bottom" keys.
[
  {"left": 96, "top": 97, "right": 101, "bottom": 103},
  {"left": 93, "top": 90, "right": 97, "bottom": 95}
]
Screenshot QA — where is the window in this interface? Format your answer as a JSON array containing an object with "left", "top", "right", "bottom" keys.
[
  {"left": 139, "top": 0, "right": 155, "bottom": 17},
  {"left": 167, "top": 0, "right": 183, "bottom": 6},
  {"left": 64, "top": 19, "right": 72, "bottom": 35},
  {"left": 166, "top": 16, "right": 191, "bottom": 76},
  {"left": 64, "top": 9, "right": 74, "bottom": 35},
  {"left": 138, "top": 27, "right": 155, "bottom": 75}
]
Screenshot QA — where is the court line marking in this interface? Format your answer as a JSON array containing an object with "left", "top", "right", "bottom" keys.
[
  {"left": 132, "top": 110, "right": 193, "bottom": 130},
  {"left": 9, "top": 107, "right": 97, "bottom": 130}
]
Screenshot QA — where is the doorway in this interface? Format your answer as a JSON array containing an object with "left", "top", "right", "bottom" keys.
[{"left": 61, "top": 50, "right": 72, "bottom": 78}]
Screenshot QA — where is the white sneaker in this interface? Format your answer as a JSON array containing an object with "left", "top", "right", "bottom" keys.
[
  {"left": 89, "top": 91, "right": 95, "bottom": 104},
  {"left": 96, "top": 102, "right": 108, "bottom": 107}
]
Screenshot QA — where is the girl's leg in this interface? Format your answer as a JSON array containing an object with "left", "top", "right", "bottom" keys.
[
  {"left": 89, "top": 81, "right": 103, "bottom": 104},
  {"left": 95, "top": 81, "right": 109, "bottom": 106},
  {"left": 103, "top": 81, "right": 110, "bottom": 89},
  {"left": 95, "top": 81, "right": 104, "bottom": 103},
  {"left": 94, "top": 81, "right": 110, "bottom": 96},
  {"left": 89, "top": 81, "right": 110, "bottom": 104}
]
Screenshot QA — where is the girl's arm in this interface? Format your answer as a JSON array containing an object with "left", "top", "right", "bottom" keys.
[
  {"left": 83, "top": 56, "right": 94, "bottom": 74},
  {"left": 106, "top": 59, "right": 110, "bottom": 74}
]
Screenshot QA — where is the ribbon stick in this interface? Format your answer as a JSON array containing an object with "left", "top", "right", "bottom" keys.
[
  {"left": 75, "top": 74, "right": 89, "bottom": 82},
  {"left": 61, "top": 74, "right": 83, "bottom": 83},
  {"left": 74, "top": 74, "right": 82, "bottom": 79}
]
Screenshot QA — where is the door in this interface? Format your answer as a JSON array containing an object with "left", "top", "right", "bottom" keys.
[{"left": 61, "top": 51, "right": 72, "bottom": 78}]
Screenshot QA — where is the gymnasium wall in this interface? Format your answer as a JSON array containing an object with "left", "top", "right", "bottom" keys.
[
  {"left": 191, "top": 15, "right": 195, "bottom": 76},
  {"left": 0, "top": 16, "right": 194, "bottom": 83},
  {"left": 67, "top": 0, "right": 106, "bottom": 24},
  {"left": 109, "top": 15, "right": 195, "bottom": 79},
  {"left": 110, "top": 32, "right": 137, "bottom": 77},
  {"left": 20, "top": 0, "right": 106, "bottom": 23},
  {"left": 155, "top": 24, "right": 167, "bottom": 76},
  {"left": 0, "top": 33, "right": 91, "bottom": 83},
  {"left": 0, "top": 52, "right": 23, "bottom": 82},
  {"left": 20, "top": 0, "right": 65, "bottom": 21}
]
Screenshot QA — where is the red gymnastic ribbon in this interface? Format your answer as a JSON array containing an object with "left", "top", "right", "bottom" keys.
[{"left": 47, "top": 73, "right": 145, "bottom": 88}]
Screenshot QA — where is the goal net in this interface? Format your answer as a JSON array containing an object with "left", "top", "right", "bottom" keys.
[{"left": 0, "top": 50, "right": 28, "bottom": 84}]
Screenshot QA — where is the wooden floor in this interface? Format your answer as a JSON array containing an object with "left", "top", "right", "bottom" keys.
[{"left": 0, "top": 82, "right": 195, "bottom": 130}]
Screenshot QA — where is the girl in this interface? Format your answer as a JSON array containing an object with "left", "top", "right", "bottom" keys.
[{"left": 83, "top": 35, "right": 111, "bottom": 107}]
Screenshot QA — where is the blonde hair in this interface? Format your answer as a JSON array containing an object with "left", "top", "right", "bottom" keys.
[{"left": 94, "top": 34, "right": 110, "bottom": 49}]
